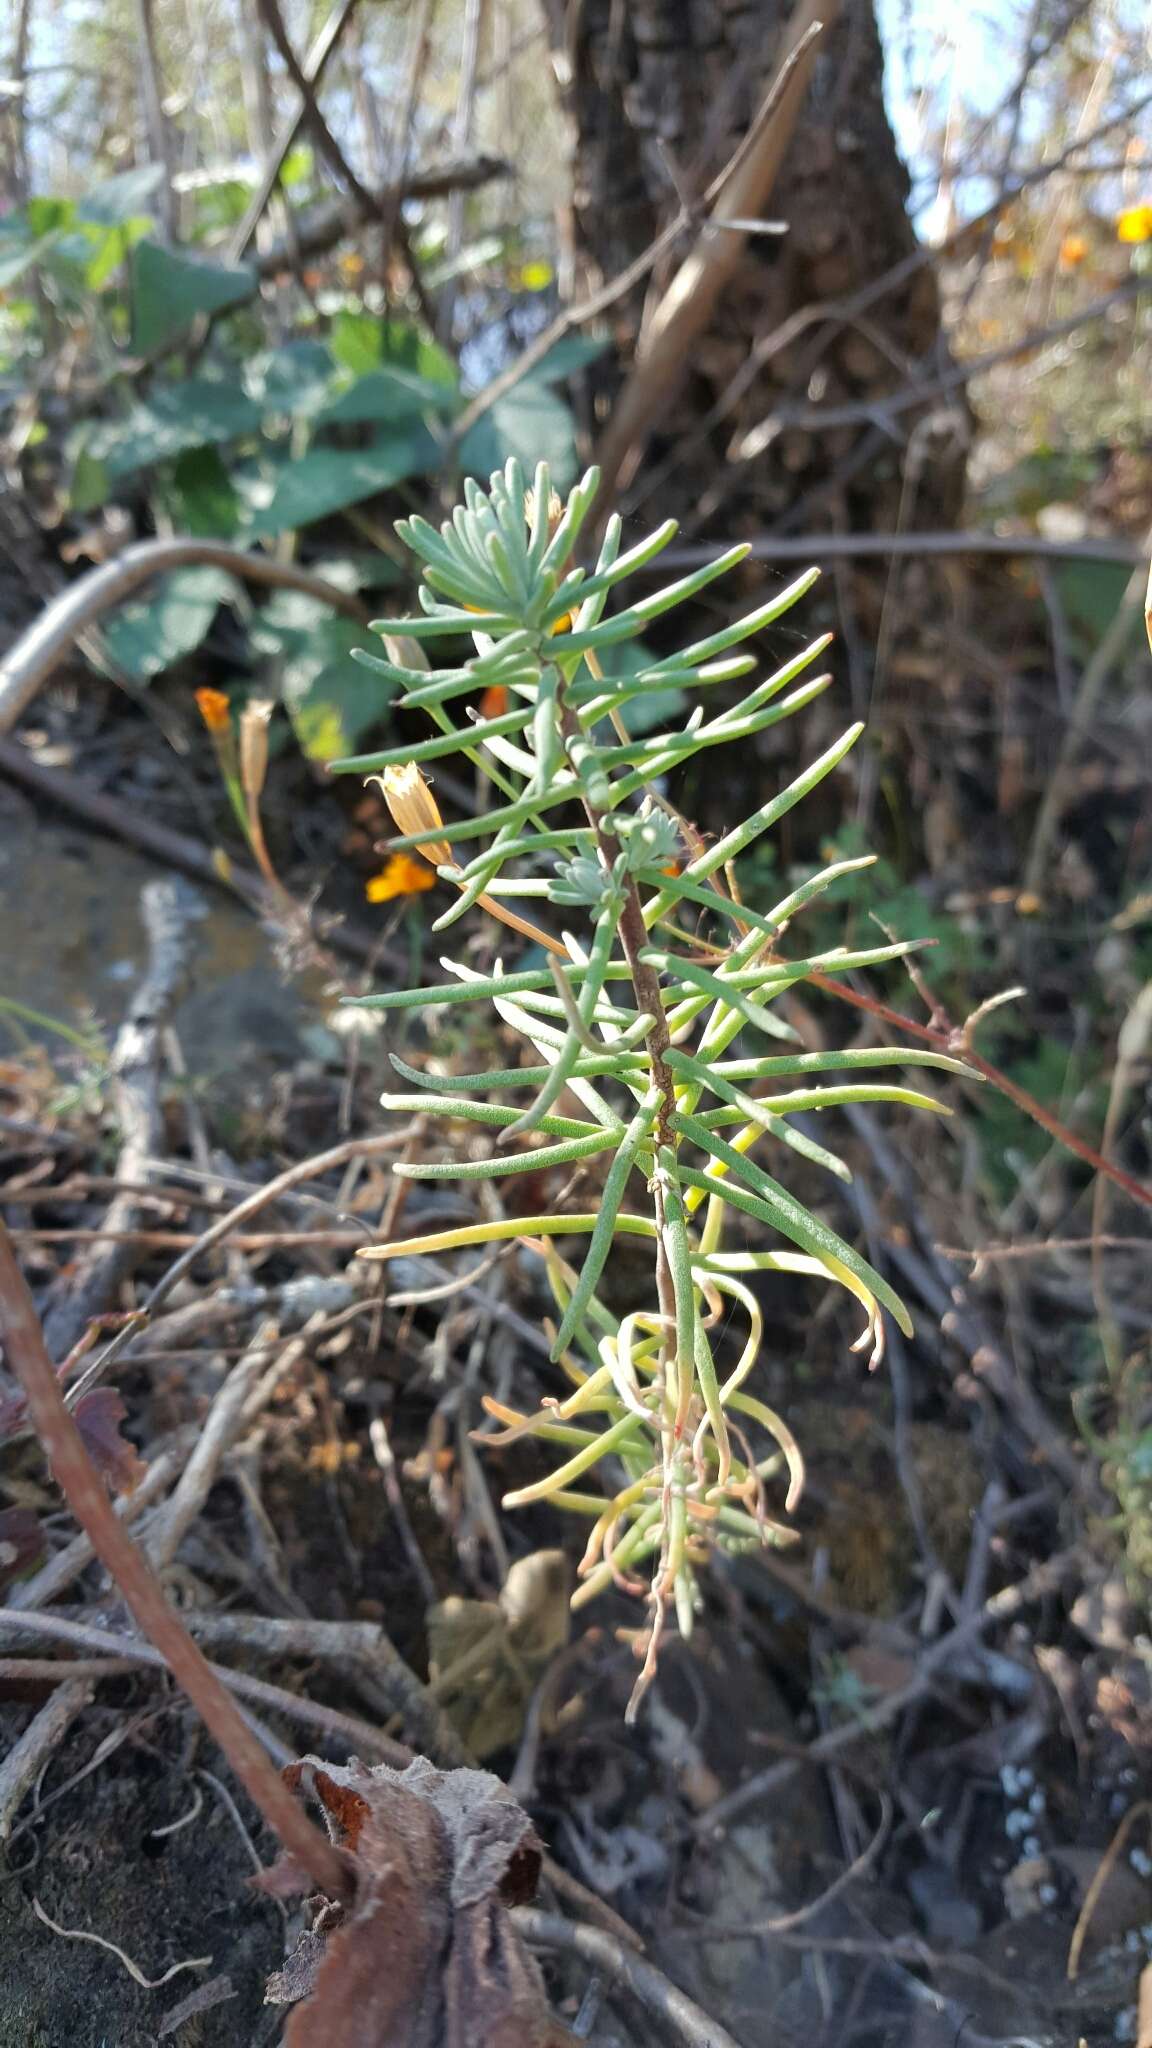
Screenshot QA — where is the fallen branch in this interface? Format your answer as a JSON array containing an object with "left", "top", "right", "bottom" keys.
[
  {"left": 591, "top": 2, "right": 837, "bottom": 513},
  {"left": 0, "top": 1605, "right": 642, "bottom": 1949},
  {"left": 63, "top": 1131, "right": 411, "bottom": 1395},
  {"left": 0, "top": 1675, "right": 92, "bottom": 1841},
  {"left": 42, "top": 880, "right": 201, "bottom": 1360},
  {"left": 0, "top": 1610, "right": 411, "bottom": 1764},
  {"left": 229, "top": 0, "right": 366, "bottom": 260},
  {"left": 513, "top": 1909, "right": 744, "bottom": 2048},
  {"left": 651, "top": 530, "right": 1147, "bottom": 569},
  {"left": 0, "top": 537, "right": 368, "bottom": 736},
  {"left": 0, "top": 1217, "right": 353, "bottom": 1901},
  {"left": 248, "top": 153, "right": 512, "bottom": 278},
  {"left": 696, "top": 1548, "right": 1076, "bottom": 1833}
]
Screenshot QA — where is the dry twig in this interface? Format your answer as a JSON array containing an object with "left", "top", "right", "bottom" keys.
[
  {"left": 513, "top": 1909, "right": 744, "bottom": 2048},
  {"left": 42, "top": 880, "right": 201, "bottom": 1360},
  {"left": 0, "top": 1219, "right": 353, "bottom": 1900},
  {"left": 592, "top": 2, "right": 834, "bottom": 512}
]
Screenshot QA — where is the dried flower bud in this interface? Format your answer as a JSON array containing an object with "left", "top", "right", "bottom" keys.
[
  {"left": 239, "top": 698, "right": 274, "bottom": 804},
  {"left": 369, "top": 762, "right": 454, "bottom": 871}
]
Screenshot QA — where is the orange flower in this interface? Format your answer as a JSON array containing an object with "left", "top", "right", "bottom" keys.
[
  {"left": 1058, "top": 232, "right": 1087, "bottom": 269},
  {"left": 365, "top": 758, "right": 567, "bottom": 956},
  {"left": 366, "top": 854, "right": 437, "bottom": 904},
  {"left": 480, "top": 683, "right": 508, "bottom": 717},
  {"left": 195, "top": 687, "right": 231, "bottom": 735}
]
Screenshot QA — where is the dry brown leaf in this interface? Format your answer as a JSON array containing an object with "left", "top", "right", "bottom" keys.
[
  {"left": 73, "top": 1387, "right": 147, "bottom": 1493},
  {"left": 263, "top": 1755, "right": 557, "bottom": 2048},
  {"left": 0, "top": 1504, "right": 45, "bottom": 1589},
  {"left": 428, "top": 1549, "right": 570, "bottom": 1758}
]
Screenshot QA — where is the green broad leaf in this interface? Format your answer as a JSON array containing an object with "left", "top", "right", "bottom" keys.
[
  {"left": 77, "top": 163, "right": 166, "bottom": 227},
  {"left": 82, "top": 217, "right": 153, "bottom": 291},
  {"left": 318, "top": 365, "right": 458, "bottom": 427},
  {"left": 131, "top": 239, "right": 256, "bottom": 353},
  {"left": 330, "top": 311, "right": 458, "bottom": 387},
  {"left": 186, "top": 177, "right": 253, "bottom": 235},
  {"left": 0, "top": 233, "right": 60, "bottom": 291},
  {"left": 101, "top": 566, "right": 233, "bottom": 681},
  {"left": 169, "top": 444, "right": 242, "bottom": 537},
  {"left": 251, "top": 588, "right": 399, "bottom": 762},
  {"left": 525, "top": 333, "right": 611, "bottom": 383},
  {"left": 244, "top": 340, "right": 337, "bottom": 417},
  {"left": 86, "top": 378, "right": 263, "bottom": 479},
  {"left": 249, "top": 424, "right": 441, "bottom": 536},
  {"left": 281, "top": 657, "right": 391, "bottom": 764},
  {"left": 27, "top": 197, "right": 75, "bottom": 237},
  {"left": 459, "top": 381, "right": 577, "bottom": 492},
  {"left": 68, "top": 442, "right": 111, "bottom": 518},
  {"left": 1052, "top": 558, "right": 1135, "bottom": 662},
  {"left": 279, "top": 145, "right": 313, "bottom": 189}
]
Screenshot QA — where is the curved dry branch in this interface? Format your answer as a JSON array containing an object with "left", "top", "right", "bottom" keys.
[{"left": 0, "top": 538, "right": 369, "bottom": 735}]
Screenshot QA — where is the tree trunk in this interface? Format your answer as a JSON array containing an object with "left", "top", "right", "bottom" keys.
[{"left": 539, "top": 0, "right": 968, "bottom": 540}]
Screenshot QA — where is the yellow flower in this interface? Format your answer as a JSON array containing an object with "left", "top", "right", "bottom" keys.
[
  {"left": 368, "top": 762, "right": 454, "bottom": 870},
  {"left": 366, "top": 854, "right": 437, "bottom": 903},
  {"left": 1117, "top": 203, "right": 1152, "bottom": 245},
  {"left": 195, "top": 687, "right": 231, "bottom": 735}
]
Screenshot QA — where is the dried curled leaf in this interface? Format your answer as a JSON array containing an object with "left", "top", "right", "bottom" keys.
[
  {"left": 428, "top": 1548, "right": 570, "bottom": 1758},
  {"left": 73, "top": 1387, "right": 147, "bottom": 1494},
  {"left": 263, "top": 1755, "right": 556, "bottom": 2048},
  {"left": 0, "top": 1505, "right": 45, "bottom": 1590}
]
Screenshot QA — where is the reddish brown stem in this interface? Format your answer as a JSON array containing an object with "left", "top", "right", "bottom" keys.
[
  {"left": 808, "top": 972, "right": 1152, "bottom": 1214},
  {"left": 0, "top": 1218, "right": 353, "bottom": 1903}
]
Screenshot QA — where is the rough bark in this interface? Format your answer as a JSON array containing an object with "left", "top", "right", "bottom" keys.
[{"left": 539, "top": 0, "right": 967, "bottom": 538}]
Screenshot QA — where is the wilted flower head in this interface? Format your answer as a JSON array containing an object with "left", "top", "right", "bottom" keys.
[{"left": 369, "top": 763, "right": 454, "bottom": 872}]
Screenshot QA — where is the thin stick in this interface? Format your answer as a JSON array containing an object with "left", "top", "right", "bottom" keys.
[
  {"left": 144, "top": 1318, "right": 309, "bottom": 1571},
  {"left": 650, "top": 530, "right": 1147, "bottom": 570},
  {"left": 42, "top": 880, "right": 199, "bottom": 1361},
  {"left": 9, "top": 1446, "right": 182, "bottom": 1611},
  {"left": 65, "top": 1132, "right": 412, "bottom": 1399},
  {"left": 808, "top": 971, "right": 1152, "bottom": 1214},
  {"left": 0, "top": 1610, "right": 410, "bottom": 1763},
  {"left": 229, "top": 0, "right": 365, "bottom": 259},
  {"left": 679, "top": 1793, "right": 891, "bottom": 1939},
  {"left": 0, "top": 1676, "right": 92, "bottom": 1841},
  {"left": 1067, "top": 1800, "right": 1152, "bottom": 1981},
  {"left": 30, "top": 1897, "right": 210, "bottom": 1989},
  {"left": 513, "top": 1909, "right": 744, "bottom": 2048},
  {"left": 0, "top": 1220, "right": 352, "bottom": 1902}
]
